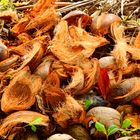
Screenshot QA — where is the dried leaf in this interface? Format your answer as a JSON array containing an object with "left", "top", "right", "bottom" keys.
[{"left": 126, "top": 47, "right": 140, "bottom": 61}]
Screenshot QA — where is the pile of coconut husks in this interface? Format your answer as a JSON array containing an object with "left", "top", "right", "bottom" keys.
[{"left": 0, "top": 0, "right": 140, "bottom": 139}]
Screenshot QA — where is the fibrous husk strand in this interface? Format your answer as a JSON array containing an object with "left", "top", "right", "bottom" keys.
[
  {"left": 31, "top": 0, "right": 55, "bottom": 16},
  {"left": 42, "top": 71, "right": 64, "bottom": 108},
  {"left": 43, "top": 88, "right": 84, "bottom": 128},
  {"left": 111, "top": 22, "right": 128, "bottom": 69},
  {"left": 134, "top": 31, "right": 140, "bottom": 48},
  {"left": 43, "top": 87, "right": 66, "bottom": 109},
  {"left": 64, "top": 64, "right": 84, "bottom": 95},
  {"left": 80, "top": 58, "right": 99, "bottom": 94},
  {"left": 25, "top": 7, "right": 59, "bottom": 35},
  {"left": 52, "top": 94, "right": 85, "bottom": 128}
]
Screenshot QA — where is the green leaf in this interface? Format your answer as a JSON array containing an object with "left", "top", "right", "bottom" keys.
[
  {"left": 29, "top": 118, "right": 43, "bottom": 126},
  {"left": 108, "top": 125, "right": 120, "bottom": 136},
  {"left": 0, "top": 0, "right": 15, "bottom": 11},
  {"left": 95, "top": 122, "right": 107, "bottom": 135},
  {"left": 121, "top": 130, "right": 132, "bottom": 136},
  {"left": 121, "top": 16, "right": 128, "bottom": 22},
  {"left": 31, "top": 125, "right": 37, "bottom": 132},
  {"left": 137, "top": 18, "right": 140, "bottom": 26},
  {"left": 1, "top": 0, "right": 8, "bottom": 6},
  {"left": 84, "top": 100, "right": 92, "bottom": 110},
  {"left": 122, "top": 119, "right": 131, "bottom": 129}
]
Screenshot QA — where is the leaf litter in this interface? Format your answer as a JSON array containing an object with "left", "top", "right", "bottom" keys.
[{"left": 0, "top": 0, "right": 140, "bottom": 139}]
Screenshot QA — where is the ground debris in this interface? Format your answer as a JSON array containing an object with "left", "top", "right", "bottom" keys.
[{"left": 0, "top": 0, "right": 140, "bottom": 140}]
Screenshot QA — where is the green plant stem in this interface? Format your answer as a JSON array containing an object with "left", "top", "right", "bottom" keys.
[{"left": 106, "top": 135, "right": 108, "bottom": 140}]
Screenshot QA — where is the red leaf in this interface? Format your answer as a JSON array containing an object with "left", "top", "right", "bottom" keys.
[
  {"left": 132, "top": 95, "right": 140, "bottom": 106},
  {"left": 97, "top": 68, "right": 110, "bottom": 99}
]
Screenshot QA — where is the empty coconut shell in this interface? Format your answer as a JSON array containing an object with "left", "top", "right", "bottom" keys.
[
  {"left": 47, "top": 134, "right": 75, "bottom": 140},
  {"left": 107, "top": 77, "right": 140, "bottom": 105},
  {"left": 85, "top": 107, "right": 121, "bottom": 129},
  {"left": 0, "top": 111, "right": 51, "bottom": 138},
  {"left": 1, "top": 66, "right": 42, "bottom": 113}
]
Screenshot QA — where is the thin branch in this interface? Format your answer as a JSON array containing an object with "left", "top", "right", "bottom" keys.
[
  {"left": 58, "top": 0, "right": 99, "bottom": 14},
  {"left": 16, "top": 2, "right": 73, "bottom": 11},
  {"left": 128, "top": 7, "right": 140, "bottom": 19},
  {"left": 121, "top": 0, "right": 124, "bottom": 16}
]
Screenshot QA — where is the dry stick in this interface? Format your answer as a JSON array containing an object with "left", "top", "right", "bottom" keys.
[
  {"left": 55, "top": 2, "right": 74, "bottom": 7},
  {"left": 16, "top": 5, "right": 33, "bottom": 10},
  {"left": 107, "top": 1, "right": 120, "bottom": 12},
  {"left": 129, "top": 29, "right": 137, "bottom": 45},
  {"left": 16, "top": 0, "right": 98, "bottom": 14},
  {"left": 125, "top": 0, "right": 139, "bottom": 6},
  {"left": 128, "top": 7, "right": 140, "bottom": 19},
  {"left": 16, "top": 2, "right": 73, "bottom": 10},
  {"left": 57, "top": 0, "right": 93, "bottom": 11},
  {"left": 121, "top": 0, "right": 125, "bottom": 17},
  {"left": 58, "top": 0, "right": 99, "bottom": 13}
]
